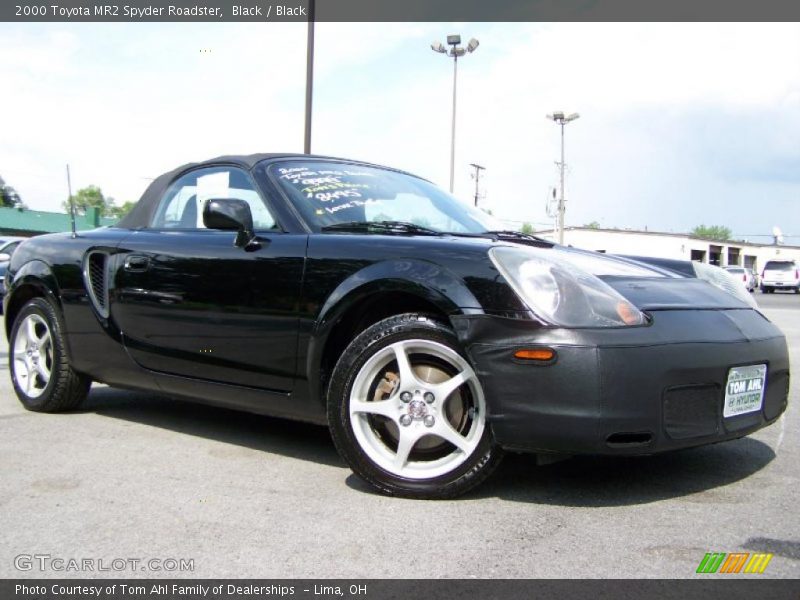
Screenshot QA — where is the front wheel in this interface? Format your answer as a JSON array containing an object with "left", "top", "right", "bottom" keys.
[
  {"left": 327, "top": 313, "right": 502, "bottom": 499},
  {"left": 9, "top": 298, "right": 91, "bottom": 412}
]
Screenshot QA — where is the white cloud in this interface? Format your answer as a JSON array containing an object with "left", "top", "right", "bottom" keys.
[
  {"left": 310, "top": 23, "right": 800, "bottom": 232},
  {"left": 0, "top": 23, "right": 308, "bottom": 208},
  {"left": 1, "top": 22, "right": 798, "bottom": 237}
]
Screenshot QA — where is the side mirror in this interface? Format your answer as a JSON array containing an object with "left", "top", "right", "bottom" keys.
[
  {"left": 0, "top": 253, "right": 10, "bottom": 262},
  {"left": 202, "top": 198, "right": 258, "bottom": 249}
]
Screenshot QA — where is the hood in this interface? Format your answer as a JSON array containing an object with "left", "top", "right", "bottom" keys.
[
  {"left": 603, "top": 276, "right": 752, "bottom": 311},
  {"left": 544, "top": 246, "right": 754, "bottom": 311}
]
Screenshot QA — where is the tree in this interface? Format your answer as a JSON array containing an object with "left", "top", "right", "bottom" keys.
[
  {"left": 61, "top": 185, "right": 131, "bottom": 219},
  {"left": 520, "top": 222, "right": 534, "bottom": 234},
  {"left": 63, "top": 185, "right": 110, "bottom": 216},
  {"left": 584, "top": 221, "right": 601, "bottom": 229},
  {"left": 0, "top": 185, "right": 22, "bottom": 208},
  {"left": 0, "top": 174, "right": 23, "bottom": 208},
  {"left": 107, "top": 200, "right": 136, "bottom": 219},
  {"left": 691, "top": 224, "right": 731, "bottom": 241}
]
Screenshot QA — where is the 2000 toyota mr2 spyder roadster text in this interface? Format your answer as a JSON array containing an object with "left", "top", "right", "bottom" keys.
[{"left": 4, "top": 154, "right": 790, "bottom": 498}]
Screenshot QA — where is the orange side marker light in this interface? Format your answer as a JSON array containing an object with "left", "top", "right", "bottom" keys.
[{"left": 514, "top": 348, "right": 555, "bottom": 361}]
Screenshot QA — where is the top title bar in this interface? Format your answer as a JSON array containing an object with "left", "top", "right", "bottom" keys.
[{"left": 3, "top": 0, "right": 800, "bottom": 22}]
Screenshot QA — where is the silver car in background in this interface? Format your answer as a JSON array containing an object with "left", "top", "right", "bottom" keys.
[
  {"left": 725, "top": 266, "right": 756, "bottom": 293},
  {"left": 0, "top": 236, "right": 26, "bottom": 308},
  {"left": 0, "top": 237, "right": 25, "bottom": 262}
]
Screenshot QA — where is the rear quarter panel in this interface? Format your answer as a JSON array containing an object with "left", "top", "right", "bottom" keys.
[{"left": 4, "top": 229, "right": 148, "bottom": 386}]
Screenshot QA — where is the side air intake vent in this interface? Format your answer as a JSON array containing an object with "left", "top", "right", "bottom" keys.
[{"left": 83, "top": 251, "right": 110, "bottom": 318}]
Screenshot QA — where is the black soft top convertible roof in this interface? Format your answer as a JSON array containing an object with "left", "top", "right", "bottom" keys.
[{"left": 117, "top": 152, "right": 339, "bottom": 229}]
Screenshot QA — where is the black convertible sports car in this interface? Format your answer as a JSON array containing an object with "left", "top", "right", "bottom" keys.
[{"left": 4, "top": 154, "right": 790, "bottom": 498}]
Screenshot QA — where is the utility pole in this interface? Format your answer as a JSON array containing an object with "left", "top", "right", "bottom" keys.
[
  {"left": 546, "top": 111, "right": 580, "bottom": 244},
  {"left": 545, "top": 187, "right": 558, "bottom": 233},
  {"left": 469, "top": 163, "right": 485, "bottom": 207},
  {"left": 66, "top": 164, "right": 77, "bottom": 238}
]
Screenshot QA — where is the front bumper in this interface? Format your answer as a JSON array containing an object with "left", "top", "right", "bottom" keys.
[
  {"left": 452, "top": 309, "right": 790, "bottom": 455},
  {"left": 762, "top": 280, "right": 799, "bottom": 290}
]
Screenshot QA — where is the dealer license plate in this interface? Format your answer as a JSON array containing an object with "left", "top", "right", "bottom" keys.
[{"left": 723, "top": 364, "right": 767, "bottom": 418}]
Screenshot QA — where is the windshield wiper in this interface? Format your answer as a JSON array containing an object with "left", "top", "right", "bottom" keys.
[
  {"left": 443, "top": 229, "right": 554, "bottom": 247},
  {"left": 484, "top": 229, "right": 555, "bottom": 248},
  {"left": 482, "top": 230, "right": 553, "bottom": 246},
  {"left": 320, "top": 222, "right": 553, "bottom": 246},
  {"left": 320, "top": 221, "right": 442, "bottom": 236}
]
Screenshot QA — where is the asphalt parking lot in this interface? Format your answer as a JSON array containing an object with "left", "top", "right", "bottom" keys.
[{"left": 0, "top": 292, "right": 798, "bottom": 579}]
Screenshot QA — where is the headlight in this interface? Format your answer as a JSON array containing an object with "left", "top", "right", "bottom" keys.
[
  {"left": 490, "top": 246, "right": 647, "bottom": 327},
  {"left": 692, "top": 262, "right": 758, "bottom": 308}
]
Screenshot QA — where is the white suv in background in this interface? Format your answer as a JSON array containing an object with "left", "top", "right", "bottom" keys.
[{"left": 760, "top": 259, "right": 800, "bottom": 294}]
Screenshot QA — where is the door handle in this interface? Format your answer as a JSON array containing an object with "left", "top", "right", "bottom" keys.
[{"left": 124, "top": 255, "right": 150, "bottom": 272}]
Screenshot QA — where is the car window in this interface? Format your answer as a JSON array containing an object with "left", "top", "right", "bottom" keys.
[
  {"left": 151, "top": 166, "right": 277, "bottom": 230},
  {"left": 764, "top": 261, "right": 795, "bottom": 271},
  {"left": 266, "top": 161, "right": 498, "bottom": 233},
  {"left": 0, "top": 241, "right": 21, "bottom": 255}
]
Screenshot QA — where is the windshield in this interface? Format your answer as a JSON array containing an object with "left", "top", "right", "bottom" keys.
[
  {"left": 764, "top": 261, "right": 794, "bottom": 271},
  {"left": 266, "top": 161, "right": 500, "bottom": 233}
]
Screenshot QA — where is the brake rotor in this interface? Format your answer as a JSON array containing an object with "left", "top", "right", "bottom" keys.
[{"left": 372, "top": 362, "right": 467, "bottom": 453}]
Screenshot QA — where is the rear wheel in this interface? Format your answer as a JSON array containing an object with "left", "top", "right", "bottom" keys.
[
  {"left": 9, "top": 298, "right": 91, "bottom": 412},
  {"left": 327, "top": 313, "right": 502, "bottom": 499}
]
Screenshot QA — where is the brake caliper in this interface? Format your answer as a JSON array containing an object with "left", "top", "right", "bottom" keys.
[{"left": 373, "top": 371, "right": 399, "bottom": 401}]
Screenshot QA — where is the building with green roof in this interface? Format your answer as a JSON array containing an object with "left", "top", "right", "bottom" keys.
[{"left": 0, "top": 206, "right": 117, "bottom": 237}]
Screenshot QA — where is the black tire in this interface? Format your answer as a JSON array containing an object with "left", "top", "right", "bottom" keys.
[
  {"left": 327, "top": 313, "right": 502, "bottom": 499},
  {"left": 9, "top": 297, "right": 91, "bottom": 412}
]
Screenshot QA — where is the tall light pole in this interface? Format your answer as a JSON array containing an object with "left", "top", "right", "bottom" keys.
[
  {"left": 303, "top": 0, "right": 315, "bottom": 154},
  {"left": 469, "top": 163, "right": 485, "bottom": 207},
  {"left": 546, "top": 111, "right": 580, "bottom": 244},
  {"left": 431, "top": 35, "right": 479, "bottom": 193}
]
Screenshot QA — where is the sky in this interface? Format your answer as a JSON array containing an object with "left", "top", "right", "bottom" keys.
[{"left": 1, "top": 22, "right": 799, "bottom": 241}]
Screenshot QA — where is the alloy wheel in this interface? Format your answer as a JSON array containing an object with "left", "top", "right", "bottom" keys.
[
  {"left": 348, "top": 339, "right": 486, "bottom": 480},
  {"left": 12, "top": 314, "right": 53, "bottom": 398}
]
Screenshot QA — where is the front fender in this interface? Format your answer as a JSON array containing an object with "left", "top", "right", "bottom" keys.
[
  {"left": 318, "top": 258, "right": 481, "bottom": 326},
  {"left": 4, "top": 260, "right": 62, "bottom": 337},
  {"left": 305, "top": 258, "right": 483, "bottom": 398}
]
